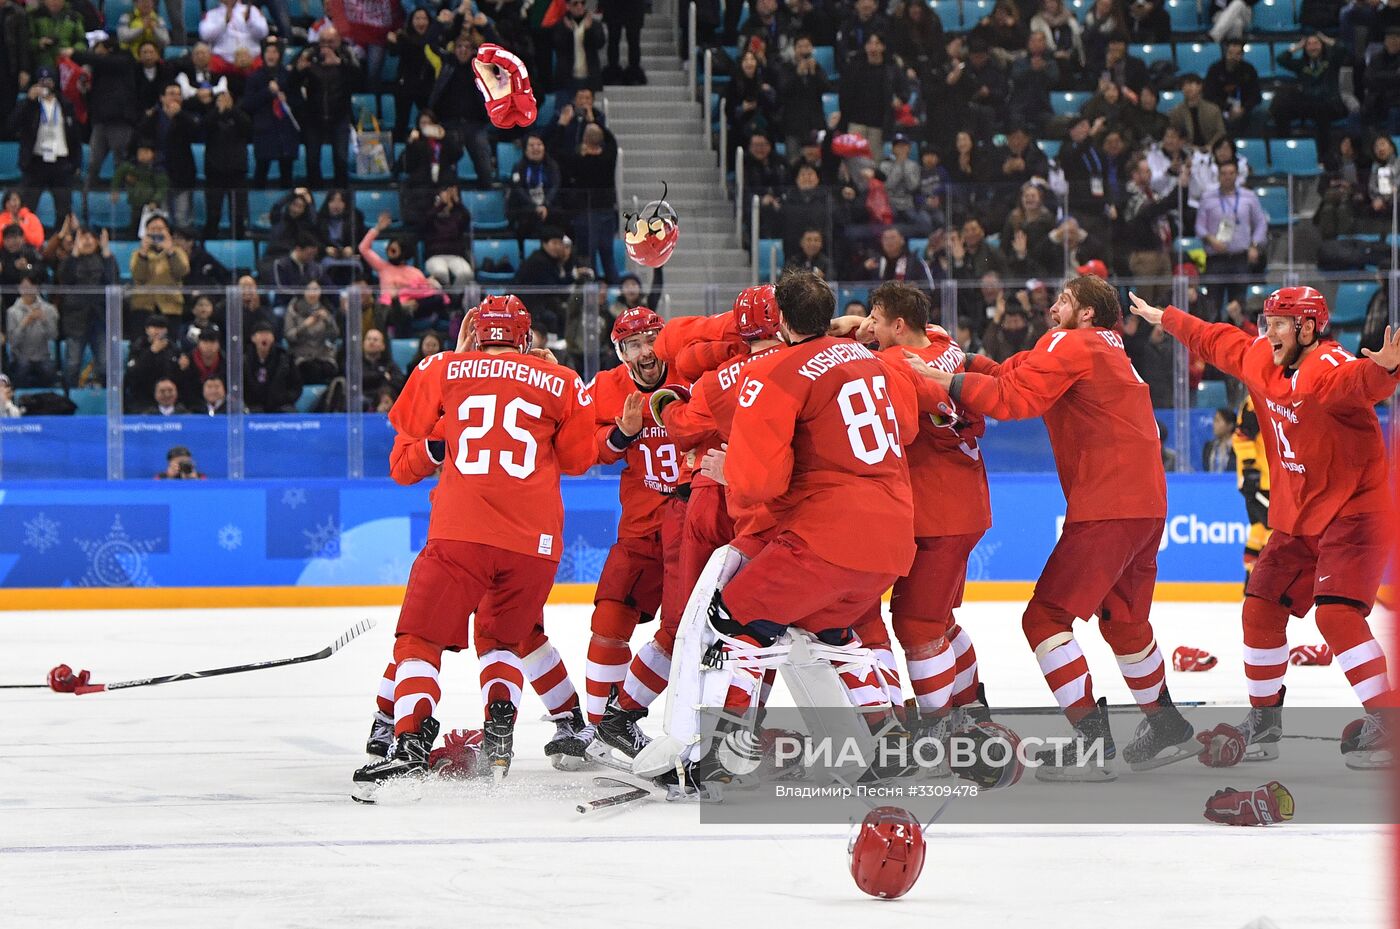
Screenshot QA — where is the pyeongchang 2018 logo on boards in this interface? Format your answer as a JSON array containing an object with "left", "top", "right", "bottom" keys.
[{"left": 1054, "top": 515, "right": 1248, "bottom": 552}]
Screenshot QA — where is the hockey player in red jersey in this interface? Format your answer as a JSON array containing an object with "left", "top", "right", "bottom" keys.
[
  {"left": 359, "top": 425, "right": 594, "bottom": 774},
  {"left": 351, "top": 295, "right": 598, "bottom": 799},
  {"left": 582, "top": 307, "right": 690, "bottom": 749},
  {"left": 597, "top": 286, "right": 786, "bottom": 757},
  {"left": 830, "top": 282, "right": 994, "bottom": 733},
  {"left": 1129, "top": 287, "right": 1399, "bottom": 769},
  {"left": 907, "top": 275, "right": 1186, "bottom": 781}
]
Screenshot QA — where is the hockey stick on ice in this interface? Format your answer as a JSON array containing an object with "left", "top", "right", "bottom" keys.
[
  {"left": 577, "top": 776, "right": 652, "bottom": 814},
  {"left": 34, "top": 619, "right": 377, "bottom": 695}
]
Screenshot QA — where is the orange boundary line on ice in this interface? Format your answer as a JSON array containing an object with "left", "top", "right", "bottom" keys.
[{"left": 0, "top": 581, "right": 1255, "bottom": 611}]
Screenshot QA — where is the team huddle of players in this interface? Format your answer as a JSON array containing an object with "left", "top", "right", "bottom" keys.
[{"left": 348, "top": 270, "right": 1400, "bottom": 801}]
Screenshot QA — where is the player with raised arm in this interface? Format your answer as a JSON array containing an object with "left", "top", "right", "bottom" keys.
[
  {"left": 581, "top": 308, "right": 690, "bottom": 754},
  {"left": 830, "top": 282, "right": 995, "bottom": 735},
  {"left": 907, "top": 275, "right": 1185, "bottom": 782},
  {"left": 351, "top": 296, "right": 598, "bottom": 800},
  {"left": 594, "top": 286, "right": 787, "bottom": 758},
  {"left": 1128, "top": 287, "right": 1399, "bottom": 769}
]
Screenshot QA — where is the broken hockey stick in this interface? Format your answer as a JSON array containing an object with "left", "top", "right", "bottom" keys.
[{"left": 28, "top": 619, "right": 377, "bottom": 695}]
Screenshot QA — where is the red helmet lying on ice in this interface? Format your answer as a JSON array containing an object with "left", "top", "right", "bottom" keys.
[
  {"left": 471, "top": 294, "right": 533, "bottom": 352},
  {"left": 623, "top": 186, "right": 680, "bottom": 269},
  {"left": 732, "top": 284, "right": 780, "bottom": 340},
  {"left": 848, "top": 805, "right": 926, "bottom": 899},
  {"left": 472, "top": 44, "right": 537, "bottom": 129},
  {"left": 1262, "top": 285, "right": 1329, "bottom": 334},
  {"left": 831, "top": 132, "right": 872, "bottom": 160}
]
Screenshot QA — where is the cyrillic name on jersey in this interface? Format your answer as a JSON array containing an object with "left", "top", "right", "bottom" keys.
[
  {"left": 446, "top": 358, "right": 567, "bottom": 397},
  {"left": 796, "top": 342, "right": 876, "bottom": 381}
]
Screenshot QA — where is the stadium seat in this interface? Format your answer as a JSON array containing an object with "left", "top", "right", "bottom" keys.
[
  {"left": 71, "top": 390, "right": 106, "bottom": 416},
  {"left": 1270, "top": 138, "right": 1320, "bottom": 177},
  {"left": 1158, "top": 90, "right": 1180, "bottom": 109},
  {"left": 1233, "top": 137, "right": 1268, "bottom": 173},
  {"left": 758, "top": 238, "right": 782, "bottom": 280},
  {"left": 248, "top": 189, "right": 283, "bottom": 231},
  {"left": 1254, "top": 186, "right": 1290, "bottom": 226},
  {"left": 352, "top": 93, "right": 379, "bottom": 121},
  {"left": 822, "top": 92, "right": 839, "bottom": 122},
  {"left": 1251, "top": 0, "right": 1299, "bottom": 32},
  {"left": 359, "top": 189, "right": 401, "bottom": 225},
  {"left": 295, "top": 385, "right": 326, "bottom": 413},
  {"left": 811, "top": 45, "right": 836, "bottom": 77},
  {"left": 1337, "top": 330, "right": 1362, "bottom": 354},
  {"left": 1130, "top": 43, "right": 1174, "bottom": 68},
  {"left": 1051, "top": 91, "right": 1091, "bottom": 116},
  {"left": 88, "top": 198, "right": 133, "bottom": 232},
  {"left": 963, "top": 0, "right": 994, "bottom": 28},
  {"left": 0, "top": 141, "right": 18, "bottom": 182},
  {"left": 1164, "top": 0, "right": 1202, "bottom": 31},
  {"left": 931, "top": 0, "right": 960, "bottom": 29},
  {"left": 108, "top": 240, "right": 139, "bottom": 278},
  {"left": 191, "top": 142, "right": 206, "bottom": 177},
  {"left": 1175, "top": 43, "right": 1217, "bottom": 77},
  {"left": 1248, "top": 43, "right": 1277, "bottom": 78},
  {"left": 33, "top": 190, "right": 73, "bottom": 228},
  {"left": 497, "top": 142, "right": 522, "bottom": 180},
  {"left": 1194, "top": 380, "right": 1228, "bottom": 409},
  {"left": 474, "top": 239, "right": 521, "bottom": 282},
  {"left": 521, "top": 238, "right": 541, "bottom": 259},
  {"left": 206, "top": 239, "right": 256, "bottom": 272},
  {"left": 466, "top": 190, "right": 508, "bottom": 232},
  {"left": 1332, "top": 283, "right": 1376, "bottom": 328},
  {"left": 391, "top": 338, "right": 418, "bottom": 370},
  {"left": 183, "top": 0, "right": 202, "bottom": 30}
]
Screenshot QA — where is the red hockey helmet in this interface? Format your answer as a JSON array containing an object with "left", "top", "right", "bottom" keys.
[
  {"left": 831, "top": 132, "right": 872, "bottom": 160},
  {"left": 471, "top": 294, "right": 532, "bottom": 352},
  {"left": 611, "top": 306, "right": 664, "bottom": 347},
  {"left": 1262, "top": 285, "right": 1329, "bottom": 334},
  {"left": 732, "top": 284, "right": 780, "bottom": 340},
  {"left": 848, "top": 806, "right": 926, "bottom": 899},
  {"left": 1076, "top": 259, "right": 1109, "bottom": 280},
  {"left": 624, "top": 187, "right": 680, "bottom": 269}
]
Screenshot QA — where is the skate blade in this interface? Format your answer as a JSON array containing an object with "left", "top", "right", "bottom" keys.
[
  {"left": 1127, "top": 737, "right": 1204, "bottom": 772},
  {"left": 1034, "top": 765, "right": 1118, "bottom": 784},
  {"left": 586, "top": 741, "right": 634, "bottom": 773},
  {"left": 1344, "top": 750, "right": 1393, "bottom": 771},
  {"left": 490, "top": 761, "right": 510, "bottom": 784},
  {"left": 549, "top": 751, "right": 593, "bottom": 772},
  {"left": 1243, "top": 742, "right": 1280, "bottom": 762}
]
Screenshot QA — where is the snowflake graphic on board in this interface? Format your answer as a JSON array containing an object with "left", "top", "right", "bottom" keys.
[
  {"left": 281, "top": 488, "right": 307, "bottom": 509},
  {"left": 558, "top": 536, "right": 609, "bottom": 582},
  {"left": 22, "top": 513, "right": 60, "bottom": 553},
  {"left": 218, "top": 523, "right": 243, "bottom": 551},
  {"left": 965, "top": 541, "right": 1001, "bottom": 582},
  {"left": 75, "top": 515, "right": 159, "bottom": 587},
  {"left": 303, "top": 516, "right": 341, "bottom": 559}
]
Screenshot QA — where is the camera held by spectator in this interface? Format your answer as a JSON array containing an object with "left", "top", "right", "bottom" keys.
[{"left": 159, "top": 445, "right": 205, "bottom": 480}]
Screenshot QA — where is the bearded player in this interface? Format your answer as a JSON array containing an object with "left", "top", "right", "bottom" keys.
[
  {"left": 1129, "top": 287, "right": 1399, "bottom": 769},
  {"left": 596, "top": 286, "right": 787, "bottom": 758},
  {"left": 831, "top": 282, "right": 994, "bottom": 734},
  {"left": 582, "top": 308, "right": 690, "bottom": 745},
  {"left": 908, "top": 275, "right": 1186, "bottom": 782},
  {"left": 351, "top": 296, "right": 598, "bottom": 799}
]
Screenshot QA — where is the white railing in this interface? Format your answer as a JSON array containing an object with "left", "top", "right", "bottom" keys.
[
  {"left": 687, "top": 2, "right": 697, "bottom": 104},
  {"left": 749, "top": 196, "right": 760, "bottom": 284},
  {"left": 615, "top": 147, "right": 626, "bottom": 227},
  {"left": 733, "top": 145, "right": 744, "bottom": 244},
  {"left": 703, "top": 49, "right": 713, "bottom": 152},
  {"left": 718, "top": 110, "right": 728, "bottom": 169}
]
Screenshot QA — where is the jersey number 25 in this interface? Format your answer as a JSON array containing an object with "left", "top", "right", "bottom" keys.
[{"left": 454, "top": 394, "right": 540, "bottom": 478}]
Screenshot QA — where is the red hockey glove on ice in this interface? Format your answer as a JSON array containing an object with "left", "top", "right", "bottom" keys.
[
  {"left": 429, "top": 728, "right": 484, "bottom": 779},
  {"left": 1172, "top": 646, "right": 1218, "bottom": 672},
  {"left": 1289, "top": 645, "right": 1332, "bottom": 666},
  {"left": 472, "top": 45, "right": 537, "bottom": 129},
  {"left": 47, "top": 664, "right": 91, "bottom": 693},
  {"left": 1203, "top": 781, "right": 1294, "bottom": 826},
  {"left": 1196, "top": 723, "right": 1247, "bottom": 767},
  {"left": 648, "top": 384, "right": 691, "bottom": 426}
]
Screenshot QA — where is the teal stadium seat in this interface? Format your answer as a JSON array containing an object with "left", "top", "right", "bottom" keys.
[
  {"left": 1332, "top": 283, "right": 1376, "bottom": 328},
  {"left": 466, "top": 190, "right": 509, "bottom": 232}
]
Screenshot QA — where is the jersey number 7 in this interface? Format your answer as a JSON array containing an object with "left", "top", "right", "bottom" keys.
[{"left": 455, "top": 394, "right": 541, "bottom": 478}]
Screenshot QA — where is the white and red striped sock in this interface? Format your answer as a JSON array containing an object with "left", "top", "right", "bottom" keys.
[
  {"left": 1244, "top": 597, "right": 1289, "bottom": 707},
  {"left": 376, "top": 661, "right": 396, "bottom": 718},
  {"left": 585, "top": 635, "right": 630, "bottom": 724},
  {"left": 479, "top": 648, "right": 526, "bottom": 711},
  {"left": 948, "top": 622, "right": 982, "bottom": 707},
  {"left": 906, "top": 638, "right": 955, "bottom": 714},
  {"left": 521, "top": 640, "right": 579, "bottom": 717},
  {"left": 618, "top": 639, "right": 672, "bottom": 711},
  {"left": 1114, "top": 640, "right": 1166, "bottom": 710},
  {"left": 869, "top": 645, "right": 904, "bottom": 706},
  {"left": 392, "top": 657, "right": 441, "bottom": 736},
  {"left": 1035, "top": 637, "right": 1096, "bottom": 722},
  {"left": 721, "top": 636, "right": 766, "bottom": 716},
  {"left": 1318, "top": 603, "right": 1393, "bottom": 710}
]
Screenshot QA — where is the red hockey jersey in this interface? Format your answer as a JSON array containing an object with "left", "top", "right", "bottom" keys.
[
  {"left": 953, "top": 326, "right": 1167, "bottom": 524},
  {"left": 390, "top": 351, "right": 598, "bottom": 560},
  {"left": 589, "top": 363, "right": 689, "bottom": 538},
  {"left": 726, "top": 335, "right": 918, "bottom": 575},
  {"left": 1162, "top": 306, "right": 1399, "bottom": 536}
]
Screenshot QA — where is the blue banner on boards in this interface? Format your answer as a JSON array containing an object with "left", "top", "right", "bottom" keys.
[{"left": 0, "top": 474, "right": 1252, "bottom": 589}]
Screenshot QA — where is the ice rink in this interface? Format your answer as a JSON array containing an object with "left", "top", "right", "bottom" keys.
[{"left": 1, "top": 601, "right": 1390, "bottom": 928}]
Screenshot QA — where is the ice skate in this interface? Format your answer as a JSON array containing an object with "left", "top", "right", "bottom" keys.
[
  {"left": 544, "top": 707, "right": 594, "bottom": 771},
  {"left": 1034, "top": 698, "right": 1117, "bottom": 783},
  {"left": 907, "top": 709, "right": 953, "bottom": 779},
  {"left": 951, "top": 683, "right": 993, "bottom": 730},
  {"left": 1238, "top": 689, "right": 1284, "bottom": 762},
  {"left": 1123, "top": 687, "right": 1199, "bottom": 771},
  {"left": 365, "top": 710, "right": 393, "bottom": 759},
  {"left": 483, "top": 700, "right": 518, "bottom": 782},
  {"left": 351, "top": 716, "right": 440, "bottom": 802},
  {"left": 597, "top": 692, "right": 652, "bottom": 759},
  {"left": 1342, "top": 712, "right": 1393, "bottom": 771}
]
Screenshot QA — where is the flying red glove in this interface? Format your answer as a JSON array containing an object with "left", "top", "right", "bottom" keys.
[
  {"left": 1172, "top": 646, "right": 1217, "bottom": 671},
  {"left": 429, "top": 728, "right": 484, "bottom": 779},
  {"left": 1289, "top": 645, "right": 1332, "bottom": 666},
  {"left": 1204, "top": 781, "right": 1294, "bottom": 826},
  {"left": 647, "top": 383, "right": 692, "bottom": 425},
  {"left": 472, "top": 44, "right": 537, "bottom": 129},
  {"left": 1196, "top": 723, "right": 1247, "bottom": 767},
  {"left": 47, "top": 664, "right": 91, "bottom": 693}
]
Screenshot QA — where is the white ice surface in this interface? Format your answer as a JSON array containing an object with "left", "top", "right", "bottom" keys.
[{"left": 0, "top": 602, "right": 1389, "bottom": 928}]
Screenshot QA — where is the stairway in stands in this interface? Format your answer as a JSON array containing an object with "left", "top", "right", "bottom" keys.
[{"left": 603, "top": 16, "right": 752, "bottom": 312}]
